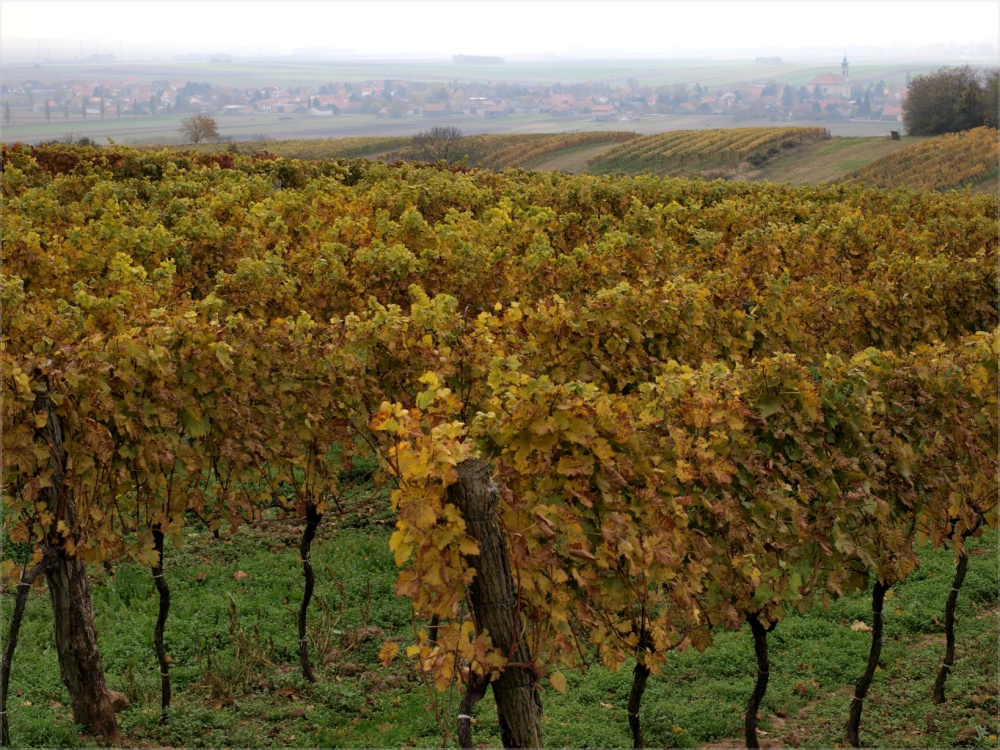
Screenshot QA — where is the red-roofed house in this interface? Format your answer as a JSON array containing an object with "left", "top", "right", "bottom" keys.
[
  {"left": 880, "top": 106, "right": 902, "bottom": 122},
  {"left": 421, "top": 102, "right": 450, "bottom": 116},
  {"left": 484, "top": 102, "right": 510, "bottom": 119},
  {"left": 591, "top": 104, "right": 618, "bottom": 122}
]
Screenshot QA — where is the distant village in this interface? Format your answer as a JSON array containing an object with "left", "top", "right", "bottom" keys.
[{"left": 1, "top": 57, "right": 908, "bottom": 127}]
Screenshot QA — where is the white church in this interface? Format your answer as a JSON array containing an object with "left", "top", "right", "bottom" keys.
[{"left": 809, "top": 56, "right": 851, "bottom": 99}]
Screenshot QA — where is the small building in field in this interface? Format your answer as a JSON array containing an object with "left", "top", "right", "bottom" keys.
[
  {"left": 591, "top": 104, "right": 618, "bottom": 122},
  {"left": 484, "top": 102, "right": 510, "bottom": 119},
  {"left": 421, "top": 102, "right": 450, "bottom": 117},
  {"left": 222, "top": 104, "right": 255, "bottom": 116}
]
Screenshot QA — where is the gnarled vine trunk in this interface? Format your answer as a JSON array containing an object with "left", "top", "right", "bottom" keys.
[
  {"left": 932, "top": 548, "right": 969, "bottom": 704},
  {"left": 627, "top": 656, "right": 651, "bottom": 749},
  {"left": 457, "top": 671, "right": 490, "bottom": 750},
  {"left": 448, "top": 459, "right": 543, "bottom": 749},
  {"left": 744, "top": 614, "right": 771, "bottom": 750},
  {"left": 45, "top": 549, "right": 124, "bottom": 744},
  {"left": 846, "top": 579, "right": 889, "bottom": 747},
  {"left": 297, "top": 502, "right": 322, "bottom": 682},
  {"left": 151, "top": 524, "right": 172, "bottom": 721},
  {"left": 1, "top": 555, "right": 53, "bottom": 747}
]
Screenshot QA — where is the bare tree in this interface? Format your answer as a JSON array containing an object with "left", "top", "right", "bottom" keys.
[
  {"left": 178, "top": 113, "right": 219, "bottom": 144},
  {"left": 412, "top": 125, "right": 466, "bottom": 163}
]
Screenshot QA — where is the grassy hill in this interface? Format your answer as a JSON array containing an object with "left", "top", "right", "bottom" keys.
[{"left": 750, "top": 135, "right": 925, "bottom": 186}]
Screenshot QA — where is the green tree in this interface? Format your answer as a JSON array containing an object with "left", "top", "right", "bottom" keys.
[
  {"left": 983, "top": 69, "right": 999, "bottom": 129},
  {"left": 149, "top": 95, "right": 157, "bottom": 116},
  {"left": 902, "top": 65, "right": 995, "bottom": 135},
  {"left": 671, "top": 83, "right": 689, "bottom": 105},
  {"left": 44, "top": 100, "right": 51, "bottom": 123},
  {"left": 3, "top": 101, "right": 10, "bottom": 126},
  {"left": 63, "top": 100, "right": 70, "bottom": 122},
  {"left": 99, "top": 98, "right": 105, "bottom": 120},
  {"left": 781, "top": 85, "right": 795, "bottom": 109},
  {"left": 80, "top": 99, "right": 87, "bottom": 120}
]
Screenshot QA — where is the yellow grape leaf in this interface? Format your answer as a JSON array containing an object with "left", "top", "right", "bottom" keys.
[
  {"left": 34, "top": 411, "right": 48, "bottom": 429},
  {"left": 214, "top": 343, "right": 233, "bottom": 369},
  {"left": 418, "top": 372, "right": 441, "bottom": 389},
  {"left": 675, "top": 460, "right": 695, "bottom": 484},
  {"left": 459, "top": 537, "right": 480, "bottom": 556},
  {"left": 233, "top": 570, "right": 249, "bottom": 581},
  {"left": 377, "top": 642, "right": 399, "bottom": 667},
  {"left": 550, "top": 670, "right": 568, "bottom": 694},
  {"left": 415, "top": 502, "right": 437, "bottom": 530},
  {"left": 389, "top": 529, "right": 414, "bottom": 566},
  {"left": 1, "top": 558, "right": 18, "bottom": 583}
]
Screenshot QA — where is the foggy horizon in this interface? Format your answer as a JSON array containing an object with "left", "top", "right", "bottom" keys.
[{"left": 2, "top": 2, "right": 998, "bottom": 66}]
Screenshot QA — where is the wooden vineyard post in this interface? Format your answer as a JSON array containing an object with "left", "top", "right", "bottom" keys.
[
  {"left": 36, "top": 389, "right": 124, "bottom": 745},
  {"left": 447, "top": 459, "right": 543, "bottom": 749}
]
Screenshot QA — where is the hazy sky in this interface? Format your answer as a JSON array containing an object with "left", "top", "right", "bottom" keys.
[{"left": 2, "top": 1, "right": 998, "bottom": 60}]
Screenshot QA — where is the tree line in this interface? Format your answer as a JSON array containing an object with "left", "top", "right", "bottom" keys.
[{"left": 903, "top": 65, "right": 999, "bottom": 135}]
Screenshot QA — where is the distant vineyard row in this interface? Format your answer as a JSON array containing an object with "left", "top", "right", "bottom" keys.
[
  {"left": 205, "top": 131, "right": 639, "bottom": 170},
  {"left": 842, "top": 127, "right": 999, "bottom": 192},
  {"left": 438, "top": 131, "right": 638, "bottom": 171},
  {"left": 586, "top": 126, "right": 831, "bottom": 175}
]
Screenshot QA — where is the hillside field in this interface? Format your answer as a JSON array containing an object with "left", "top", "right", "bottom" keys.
[{"left": 162, "top": 126, "right": 998, "bottom": 193}]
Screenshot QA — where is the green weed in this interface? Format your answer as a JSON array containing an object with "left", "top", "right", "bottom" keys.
[{"left": 4, "top": 519, "right": 996, "bottom": 748}]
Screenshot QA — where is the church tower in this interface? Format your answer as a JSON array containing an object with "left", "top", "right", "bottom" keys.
[{"left": 842, "top": 55, "right": 850, "bottom": 83}]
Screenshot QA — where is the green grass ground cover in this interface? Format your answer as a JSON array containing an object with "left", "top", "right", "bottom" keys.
[
  {"left": 4, "top": 508, "right": 997, "bottom": 748},
  {"left": 752, "top": 136, "right": 927, "bottom": 186}
]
